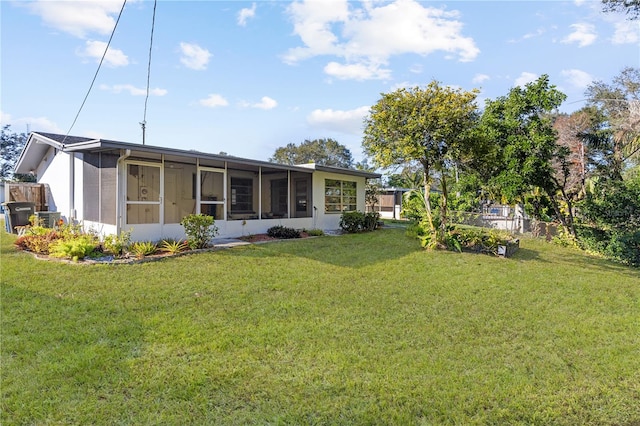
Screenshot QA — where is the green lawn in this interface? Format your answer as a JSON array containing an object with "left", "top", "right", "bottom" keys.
[{"left": 1, "top": 227, "right": 639, "bottom": 425}]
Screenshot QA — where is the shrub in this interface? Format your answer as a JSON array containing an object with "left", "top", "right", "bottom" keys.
[
  {"left": 410, "top": 224, "right": 516, "bottom": 256},
  {"left": 160, "top": 239, "right": 189, "bottom": 254},
  {"left": 180, "top": 214, "right": 218, "bottom": 249},
  {"left": 576, "top": 225, "right": 640, "bottom": 267},
  {"left": 339, "top": 211, "right": 364, "bottom": 233},
  {"left": 130, "top": 241, "right": 158, "bottom": 258},
  {"left": 305, "top": 229, "right": 324, "bottom": 237},
  {"left": 49, "top": 236, "right": 98, "bottom": 261},
  {"left": 364, "top": 212, "right": 380, "bottom": 231},
  {"left": 267, "top": 225, "right": 300, "bottom": 239},
  {"left": 339, "top": 211, "right": 380, "bottom": 233},
  {"left": 15, "top": 230, "right": 61, "bottom": 254},
  {"left": 103, "top": 230, "right": 132, "bottom": 256}
]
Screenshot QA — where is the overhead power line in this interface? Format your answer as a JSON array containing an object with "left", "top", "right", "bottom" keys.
[
  {"left": 141, "top": 0, "right": 158, "bottom": 145},
  {"left": 62, "top": 0, "right": 127, "bottom": 146}
]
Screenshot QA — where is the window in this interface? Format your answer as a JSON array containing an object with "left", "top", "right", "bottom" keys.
[
  {"left": 325, "top": 179, "right": 357, "bottom": 213},
  {"left": 231, "top": 177, "right": 253, "bottom": 212}
]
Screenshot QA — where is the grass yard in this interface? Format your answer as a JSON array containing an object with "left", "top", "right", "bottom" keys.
[{"left": 1, "top": 227, "right": 639, "bottom": 425}]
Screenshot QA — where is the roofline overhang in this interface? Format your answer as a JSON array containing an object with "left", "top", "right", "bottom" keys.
[
  {"left": 296, "top": 163, "right": 381, "bottom": 179},
  {"left": 17, "top": 132, "right": 382, "bottom": 178}
]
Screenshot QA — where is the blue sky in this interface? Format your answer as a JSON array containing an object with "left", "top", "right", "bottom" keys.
[{"left": 1, "top": 0, "right": 638, "bottom": 163}]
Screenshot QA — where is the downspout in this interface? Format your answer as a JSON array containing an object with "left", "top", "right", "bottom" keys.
[{"left": 115, "top": 149, "right": 132, "bottom": 235}]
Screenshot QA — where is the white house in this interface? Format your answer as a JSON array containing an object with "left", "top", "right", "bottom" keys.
[{"left": 15, "top": 132, "right": 380, "bottom": 242}]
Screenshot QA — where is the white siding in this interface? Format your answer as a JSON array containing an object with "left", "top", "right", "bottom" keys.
[
  {"left": 37, "top": 147, "right": 70, "bottom": 220},
  {"left": 311, "top": 170, "right": 367, "bottom": 231}
]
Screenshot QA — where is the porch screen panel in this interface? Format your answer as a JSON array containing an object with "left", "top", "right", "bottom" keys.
[
  {"left": 164, "top": 163, "right": 196, "bottom": 224},
  {"left": 100, "top": 154, "right": 118, "bottom": 224},
  {"left": 199, "top": 170, "right": 225, "bottom": 220},
  {"left": 126, "top": 164, "right": 160, "bottom": 224},
  {"left": 83, "top": 153, "right": 100, "bottom": 221},
  {"left": 83, "top": 153, "right": 117, "bottom": 225}
]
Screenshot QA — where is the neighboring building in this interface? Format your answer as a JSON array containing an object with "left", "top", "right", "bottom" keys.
[
  {"left": 367, "top": 187, "right": 411, "bottom": 219},
  {"left": 15, "top": 132, "right": 380, "bottom": 242}
]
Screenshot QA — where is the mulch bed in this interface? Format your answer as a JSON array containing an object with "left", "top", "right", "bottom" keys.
[{"left": 238, "top": 232, "right": 311, "bottom": 243}]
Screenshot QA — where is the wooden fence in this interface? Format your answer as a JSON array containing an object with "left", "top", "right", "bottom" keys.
[{"left": 3, "top": 183, "right": 48, "bottom": 211}]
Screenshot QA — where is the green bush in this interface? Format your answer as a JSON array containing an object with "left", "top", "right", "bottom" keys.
[
  {"left": 130, "top": 241, "right": 158, "bottom": 258},
  {"left": 180, "top": 214, "right": 218, "bottom": 249},
  {"left": 305, "top": 229, "right": 324, "bottom": 237},
  {"left": 159, "top": 239, "right": 189, "bottom": 254},
  {"left": 267, "top": 226, "right": 300, "bottom": 239},
  {"left": 576, "top": 226, "right": 640, "bottom": 267},
  {"left": 410, "top": 223, "right": 516, "bottom": 256},
  {"left": 103, "top": 230, "right": 132, "bottom": 256},
  {"left": 49, "top": 236, "right": 98, "bottom": 261},
  {"left": 339, "top": 211, "right": 364, "bottom": 233},
  {"left": 339, "top": 211, "right": 380, "bottom": 233}
]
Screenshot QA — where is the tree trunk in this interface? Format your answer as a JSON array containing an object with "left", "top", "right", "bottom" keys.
[
  {"left": 423, "top": 166, "right": 435, "bottom": 233},
  {"left": 440, "top": 171, "right": 448, "bottom": 233},
  {"left": 546, "top": 189, "right": 576, "bottom": 240}
]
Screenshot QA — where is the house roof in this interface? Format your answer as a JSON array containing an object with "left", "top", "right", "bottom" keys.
[{"left": 16, "top": 132, "right": 381, "bottom": 179}]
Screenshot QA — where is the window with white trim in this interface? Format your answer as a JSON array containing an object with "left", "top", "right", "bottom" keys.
[{"left": 325, "top": 179, "right": 357, "bottom": 213}]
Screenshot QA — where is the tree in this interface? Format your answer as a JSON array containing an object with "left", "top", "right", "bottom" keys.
[
  {"left": 480, "top": 75, "right": 577, "bottom": 236},
  {"left": 386, "top": 165, "right": 424, "bottom": 189},
  {"left": 584, "top": 66, "right": 640, "bottom": 177},
  {"left": 551, "top": 110, "right": 596, "bottom": 199},
  {"left": 602, "top": 0, "right": 640, "bottom": 19},
  {"left": 1, "top": 125, "right": 33, "bottom": 181},
  {"left": 363, "top": 81, "right": 480, "bottom": 237},
  {"left": 269, "top": 138, "right": 354, "bottom": 168}
]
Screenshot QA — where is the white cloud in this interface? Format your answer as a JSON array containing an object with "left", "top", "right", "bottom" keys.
[
  {"left": 509, "top": 27, "right": 546, "bottom": 43},
  {"left": 611, "top": 20, "right": 640, "bottom": 44},
  {"left": 472, "top": 74, "right": 490, "bottom": 84},
  {"left": 284, "top": 0, "right": 479, "bottom": 81},
  {"left": 179, "top": 42, "right": 212, "bottom": 70},
  {"left": 561, "top": 69, "right": 593, "bottom": 89},
  {"left": 514, "top": 72, "right": 539, "bottom": 88},
  {"left": 324, "top": 62, "right": 391, "bottom": 81},
  {"left": 199, "top": 94, "right": 229, "bottom": 108},
  {"left": 562, "top": 23, "right": 597, "bottom": 47},
  {"left": 25, "top": 0, "right": 122, "bottom": 38},
  {"left": 0, "top": 111, "right": 12, "bottom": 127},
  {"left": 238, "top": 3, "right": 257, "bottom": 26},
  {"left": 100, "top": 84, "right": 167, "bottom": 96},
  {"left": 248, "top": 96, "right": 278, "bottom": 110},
  {"left": 307, "top": 106, "right": 370, "bottom": 134},
  {"left": 0, "top": 111, "right": 63, "bottom": 134},
  {"left": 409, "top": 64, "right": 423, "bottom": 74},
  {"left": 77, "top": 40, "right": 129, "bottom": 67}
]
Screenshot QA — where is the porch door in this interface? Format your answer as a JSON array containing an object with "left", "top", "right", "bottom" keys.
[
  {"left": 124, "top": 161, "right": 163, "bottom": 240},
  {"left": 198, "top": 167, "right": 226, "bottom": 220}
]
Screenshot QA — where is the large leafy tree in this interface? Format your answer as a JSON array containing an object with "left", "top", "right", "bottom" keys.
[
  {"left": 551, "top": 110, "right": 597, "bottom": 200},
  {"left": 1, "top": 125, "right": 33, "bottom": 181},
  {"left": 602, "top": 0, "right": 640, "bottom": 19},
  {"left": 362, "top": 81, "right": 480, "bottom": 235},
  {"left": 583, "top": 66, "right": 640, "bottom": 177},
  {"left": 269, "top": 138, "right": 354, "bottom": 168},
  {"left": 480, "top": 75, "right": 577, "bottom": 236}
]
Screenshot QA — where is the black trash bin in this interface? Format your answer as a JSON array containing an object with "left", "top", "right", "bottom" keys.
[{"left": 4, "top": 202, "right": 35, "bottom": 233}]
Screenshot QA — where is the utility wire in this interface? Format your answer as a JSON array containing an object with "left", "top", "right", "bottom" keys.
[
  {"left": 62, "top": 0, "right": 127, "bottom": 146},
  {"left": 142, "top": 0, "right": 157, "bottom": 145}
]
